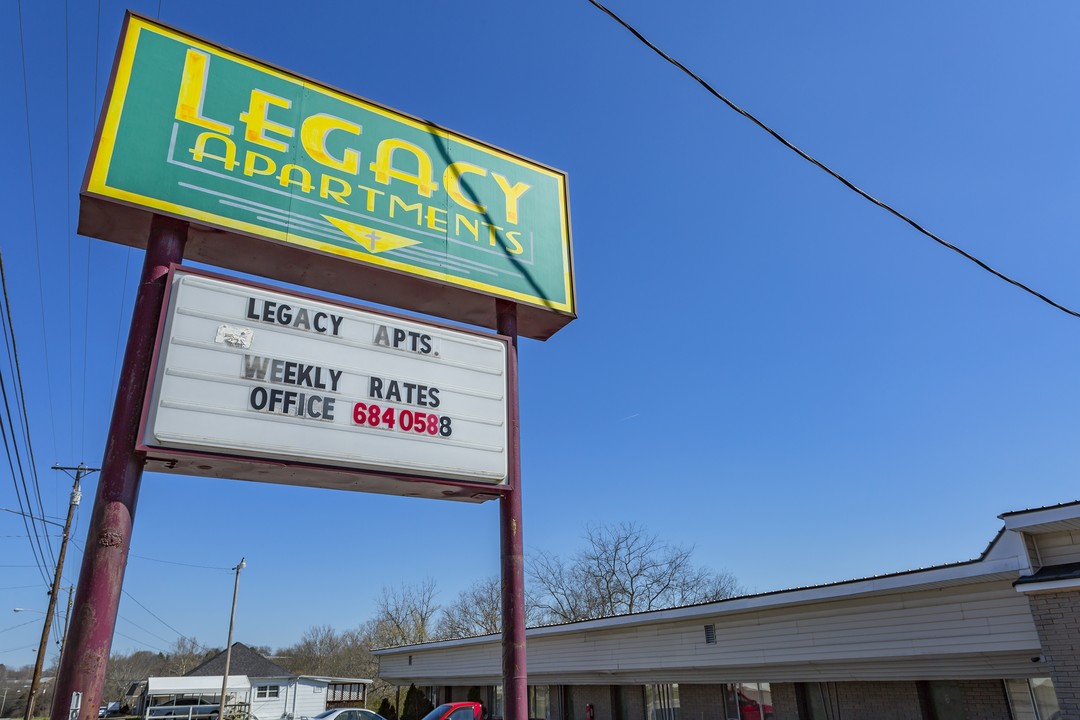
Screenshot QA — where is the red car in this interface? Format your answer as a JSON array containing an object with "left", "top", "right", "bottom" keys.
[
  {"left": 420, "top": 703, "right": 484, "bottom": 720},
  {"left": 738, "top": 693, "right": 773, "bottom": 720}
]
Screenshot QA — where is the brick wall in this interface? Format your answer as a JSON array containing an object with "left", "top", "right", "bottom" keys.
[
  {"left": 615, "top": 686, "right": 644, "bottom": 720},
  {"left": 678, "top": 685, "right": 725, "bottom": 720},
  {"left": 1028, "top": 590, "right": 1080, "bottom": 720},
  {"left": 958, "top": 680, "right": 1011, "bottom": 720},
  {"left": 443, "top": 687, "right": 471, "bottom": 703},
  {"left": 769, "top": 684, "right": 799, "bottom": 720},
  {"left": 832, "top": 682, "right": 922, "bottom": 720},
  {"left": 682, "top": 686, "right": 734, "bottom": 720},
  {"left": 438, "top": 679, "right": 1011, "bottom": 720},
  {"left": 568, "top": 686, "right": 613, "bottom": 720}
]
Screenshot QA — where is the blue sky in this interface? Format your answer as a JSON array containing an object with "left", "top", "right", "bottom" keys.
[{"left": 2, "top": 0, "right": 1079, "bottom": 671}]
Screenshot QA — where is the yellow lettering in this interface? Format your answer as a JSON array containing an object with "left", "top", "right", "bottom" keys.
[
  {"left": 505, "top": 230, "right": 524, "bottom": 255},
  {"left": 301, "top": 114, "right": 362, "bottom": 174},
  {"left": 443, "top": 162, "right": 487, "bottom": 214},
  {"left": 174, "top": 50, "right": 234, "bottom": 135},
  {"left": 426, "top": 206, "right": 447, "bottom": 232},
  {"left": 243, "top": 151, "right": 276, "bottom": 177},
  {"left": 240, "top": 89, "right": 294, "bottom": 153},
  {"left": 320, "top": 174, "right": 352, "bottom": 204},
  {"left": 190, "top": 132, "right": 238, "bottom": 171},
  {"left": 390, "top": 195, "right": 423, "bottom": 225},
  {"left": 455, "top": 215, "right": 479, "bottom": 242},
  {"left": 278, "top": 164, "right": 312, "bottom": 193},
  {"left": 482, "top": 222, "right": 503, "bottom": 247},
  {"left": 492, "top": 173, "right": 531, "bottom": 225},
  {"left": 356, "top": 185, "right": 385, "bottom": 213},
  {"left": 370, "top": 139, "right": 438, "bottom": 197}
]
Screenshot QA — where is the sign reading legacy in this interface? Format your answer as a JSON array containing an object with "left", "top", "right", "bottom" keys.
[
  {"left": 83, "top": 14, "right": 575, "bottom": 339},
  {"left": 141, "top": 269, "right": 510, "bottom": 496}
]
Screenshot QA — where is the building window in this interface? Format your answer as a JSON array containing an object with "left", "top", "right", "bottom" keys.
[
  {"left": 739, "top": 683, "right": 771, "bottom": 720},
  {"left": 256, "top": 686, "right": 280, "bottom": 699},
  {"left": 485, "top": 685, "right": 504, "bottom": 720},
  {"left": 328, "top": 684, "right": 367, "bottom": 704},
  {"left": 925, "top": 681, "right": 964, "bottom": 720},
  {"left": 528, "top": 686, "right": 550, "bottom": 720},
  {"left": 1005, "top": 678, "right": 1061, "bottom": 720},
  {"left": 798, "top": 683, "right": 838, "bottom": 720},
  {"left": 644, "top": 684, "right": 680, "bottom": 720}
]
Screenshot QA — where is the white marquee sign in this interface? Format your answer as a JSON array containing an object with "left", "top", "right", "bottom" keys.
[{"left": 141, "top": 269, "right": 509, "bottom": 499}]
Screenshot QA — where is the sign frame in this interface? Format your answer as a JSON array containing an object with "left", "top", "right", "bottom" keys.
[
  {"left": 81, "top": 12, "right": 576, "bottom": 341},
  {"left": 136, "top": 264, "right": 517, "bottom": 503}
]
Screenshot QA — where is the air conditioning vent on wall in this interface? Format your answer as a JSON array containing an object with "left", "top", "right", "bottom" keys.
[{"left": 704, "top": 624, "right": 716, "bottom": 644}]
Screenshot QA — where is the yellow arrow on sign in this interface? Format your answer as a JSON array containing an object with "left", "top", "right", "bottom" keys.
[{"left": 322, "top": 215, "right": 421, "bottom": 254}]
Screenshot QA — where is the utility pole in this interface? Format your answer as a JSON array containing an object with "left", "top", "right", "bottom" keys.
[
  {"left": 56, "top": 585, "right": 74, "bottom": 673},
  {"left": 218, "top": 558, "right": 245, "bottom": 720},
  {"left": 25, "top": 465, "right": 98, "bottom": 720}
]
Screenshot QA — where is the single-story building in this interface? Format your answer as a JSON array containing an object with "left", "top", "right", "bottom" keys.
[
  {"left": 374, "top": 500, "right": 1080, "bottom": 720},
  {"left": 140, "top": 643, "right": 372, "bottom": 720}
]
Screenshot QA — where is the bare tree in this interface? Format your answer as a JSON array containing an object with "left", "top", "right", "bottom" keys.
[
  {"left": 281, "top": 625, "right": 342, "bottom": 675},
  {"left": 527, "top": 551, "right": 600, "bottom": 623},
  {"left": 279, "top": 625, "right": 375, "bottom": 678},
  {"left": 104, "top": 650, "right": 165, "bottom": 704},
  {"left": 436, "top": 576, "right": 502, "bottom": 639},
  {"left": 529, "top": 522, "right": 742, "bottom": 623},
  {"left": 369, "top": 579, "right": 440, "bottom": 648},
  {"left": 163, "top": 637, "right": 214, "bottom": 676}
]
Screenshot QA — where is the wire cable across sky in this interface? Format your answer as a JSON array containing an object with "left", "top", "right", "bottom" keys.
[{"left": 587, "top": 0, "right": 1080, "bottom": 321}]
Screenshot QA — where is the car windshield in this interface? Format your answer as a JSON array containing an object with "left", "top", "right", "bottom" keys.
[
  {"left": 420, "top": 705, "right": 454, "bottom": 720},
  {"left": 311, "top": 712, "right": 338, "bottom": 720}
]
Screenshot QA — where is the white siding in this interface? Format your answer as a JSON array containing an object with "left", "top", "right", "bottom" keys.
[
  {"left": 249, "top": 678, "right": 292, "bottom": 720},
  {"left": 379, "top": 579, "right": 1040, "bottom": 684},
  {"left": 287, "top": 679, "right": 329, "bottom": 720},
  {"left": 1031, "top": 530, "right": 1080, "bottom": 566}
]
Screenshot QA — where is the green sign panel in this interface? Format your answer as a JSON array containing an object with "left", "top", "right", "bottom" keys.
[{"left": 84, "top": 14, "right": 575, "bottom": 335}]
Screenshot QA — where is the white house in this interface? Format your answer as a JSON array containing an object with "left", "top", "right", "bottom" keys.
[{"left": 143, "top": 643, "right": 371, "bottom": 720}]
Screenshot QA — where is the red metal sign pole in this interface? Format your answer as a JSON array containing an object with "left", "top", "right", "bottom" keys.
[
  {"left": 497, "top": 300, "right": 527, "bottom": 720},
  {"left": 50, "top": 215, "right": 187, "bottom": 720}
]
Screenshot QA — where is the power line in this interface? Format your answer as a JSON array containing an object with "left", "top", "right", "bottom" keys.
[
  {"left": 117, "top": 614, "right": 179, "bottom": 647},
  {"left": 0, "top": 246, "right": 53, "bottom": 584},
  {"left": 71, "top": 539, "right": 233, "bottom": 572},
  {"left": 586, "top": 0, "right": 1080, "bottom": 320},
  {"left": 14, "top": 0, "right": 63, "bottom": 463},
  {"left": 12, "top": 0, "right": 58, "bottom": 588},
  {"left": 0, "top": 643, "right": 39, "bottom": 656},
  {"left": 127, "top": 553, "right": 234, "bottom": 571},
  {"left": 110, "top": 249, "right": 136, "bottom": 388},
  {"left": 121, "top": 589, "right": 207, "bottom": 650},
  {"left": 0, "top": 244, "right": 54, "bottom": 563},
  {"left": 71, "top": 538, "right": 212, "bottom": 652},
  {"left": 0, "top": 619, "right": 40, "bottom": 634},
  {"left": 65, "top": 0, "right": 79, "bottom": 464},
  {"left": 113, "top": 630, "right": 167, "bottom": 655}
]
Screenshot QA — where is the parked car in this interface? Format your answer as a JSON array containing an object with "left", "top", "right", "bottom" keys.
[
  {"left": 420, "top": 702, "right": 484, "bottom": 720},
  {"left": 302, "top": 710, "right": 387, "bottom": 720},
  {"left": 737, "top": 692, "right": 773, "bottom": 720},
  {"left": 99, "top": 702, "right": 122, "bottom": 718},
  {"left": 148, "top": 697, "right": 220, "bottom": 720}
]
